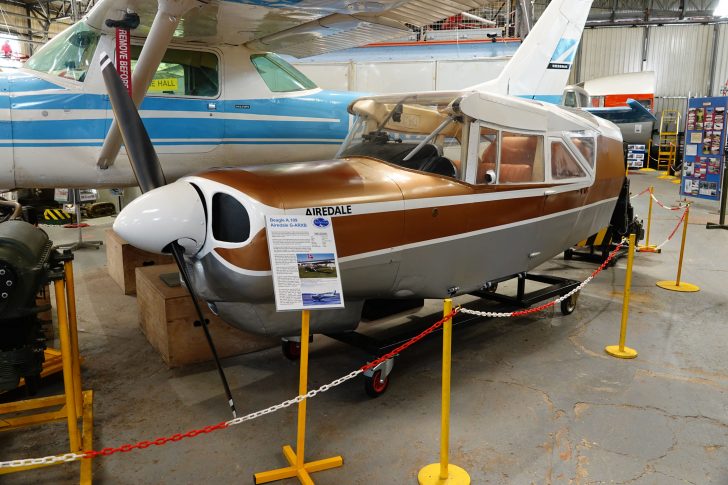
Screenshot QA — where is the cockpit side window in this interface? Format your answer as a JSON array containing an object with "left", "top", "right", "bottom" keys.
[
  {"left": 131, "top": 46, "right": 219, "bottom": 97},
  {"left": 26, "top": 22, "right": 100, "bottom": 82},
  {"left": 250, "top": 53, "right": 317, "bottom": 92}
]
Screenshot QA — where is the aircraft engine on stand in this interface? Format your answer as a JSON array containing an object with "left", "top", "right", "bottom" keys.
[{"left": 0, "top": 221, "right": 54, "bottom": 393}]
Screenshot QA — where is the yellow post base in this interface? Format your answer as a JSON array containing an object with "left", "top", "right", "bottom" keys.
[
  {"left": 671, "top": 179, "right": 681, "bottom": 184},
  {"left": 254, "top": 445, "right": 343, "bottom": 485},
  {"left": 604, "top": 345, "right": 638, "bottom": 359},
  {"left": 636, "top": 244, "right": 661, "bottom": 253},
  {"left": 639, "top": 167, "right": 656, "bottom": 172},
  {"left": 656, "top": 280, "right": 700, "bottom": 292},
  {"left": 418, "top": 463, "right": 471, "bottom": 485}
]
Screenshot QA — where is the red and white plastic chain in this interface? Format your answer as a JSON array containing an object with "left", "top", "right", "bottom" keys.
[
  {"left": 0, "top": 238, "right": 635, "bottom": 470},
  {"left": 653, "top": 206, "right": 689, "bottom": 251},
  {"left": 649, "top": 192, "right": 684, "bottom": 211},
  {"left": 459, "top": 239, "right": 627, "bottom": 319},
  {"left": 630, "top": 187, "right": 651, "bottom": 199},
  {"left": 0, "top": 308, "right": 460, "bottom": 469}
]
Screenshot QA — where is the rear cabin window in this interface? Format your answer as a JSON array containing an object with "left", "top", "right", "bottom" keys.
[
  {"left": 498, "top": 132, "right": 544, "bottom": 184},
  {"left": 569, "top": 135, "right": 596, "bottom": 168},
  {"left": 551, "top": 141, "right": 586, "bottom": 180},
  {"left": 131, "top": 46, "right": 219, "bottom": 97},
  {"left": 250, "top": 53, "right": 317, "bottom": 92}
]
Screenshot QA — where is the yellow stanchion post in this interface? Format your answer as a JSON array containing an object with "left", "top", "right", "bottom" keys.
[
  {"left": 418, "top": 300, "right": 470, "bottom": 485},
  {"left": 639, "top": 139, "right": 656, "bottom": 172},
  {"left": 605, "top": 234, "right": 638, "bottom": 359},
  {"left": 657, "top": 205, "right": 700, "bottom": 292},
  {"left": 54, "top": 278, "right": 82, "bottom": 451},
  {"left": 64, "top": 260, "right": 83, "bottom": 417},
  {"left": 637, "top": 186, "right": 659, "bottom": 253},
  {"left": 255, "top": 310, "right": 343, "bottom": 485}
]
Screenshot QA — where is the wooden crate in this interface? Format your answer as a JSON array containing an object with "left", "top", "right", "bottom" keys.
[
  {"left": 135, "top": 264, "right": 276, "bottom": 368},
  {"left": 106, "top": 229, "right": 173, "bottom": 295}
]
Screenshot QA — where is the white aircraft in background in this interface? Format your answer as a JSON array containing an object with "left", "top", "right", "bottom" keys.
[{"left": 0, "top": 0, "right": 593, "bottom": 190}]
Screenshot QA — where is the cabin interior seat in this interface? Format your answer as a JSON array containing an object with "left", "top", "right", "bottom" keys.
[{"left": 477, "top": 136, "right": 539, "bottom": 183}]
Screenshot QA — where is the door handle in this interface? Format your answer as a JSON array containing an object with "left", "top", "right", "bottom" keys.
[
  {"left": 544, "top": 189, "right": 557, "bottom": 196},
  {"left": 207, "top": 103, "right": 217, "bottom": 110}
]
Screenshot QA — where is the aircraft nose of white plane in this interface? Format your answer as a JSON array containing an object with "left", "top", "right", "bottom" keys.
[{"left": 113, "top": 181, "right": 207, "bottom": 255}]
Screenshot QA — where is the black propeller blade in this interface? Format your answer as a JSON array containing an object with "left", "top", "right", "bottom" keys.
[
  {"left": 100, "top": 52, "right": 237, "bottom": 418},
  {"left": 99, "top": 52, "right": 166, "bottom": 193}
]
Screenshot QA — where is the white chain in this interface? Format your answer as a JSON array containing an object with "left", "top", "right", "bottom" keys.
[
  {"left": 460, "top": 238, "right": 628, "bottom": 319},
  {"left": 0, "top": 369, "right": 364, "bottom": 469}
]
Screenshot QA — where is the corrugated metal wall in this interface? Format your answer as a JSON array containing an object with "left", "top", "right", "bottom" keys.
[
  {"left": 712, "top": 23, "right": 728, "bottom": 96},
  {"left": 577, "top": 27, "right": 645, "bottom": 80},
  {"left": 573, "top": 23, "right": 724, "bottom": 130}
]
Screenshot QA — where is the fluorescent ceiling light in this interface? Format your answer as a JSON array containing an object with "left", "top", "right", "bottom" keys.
[{"left": 715, "top": 0, "right": 728, "bottom": 17}]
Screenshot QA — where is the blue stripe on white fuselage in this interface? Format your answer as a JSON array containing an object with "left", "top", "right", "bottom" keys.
[
  {"left": 517, "top": 94, "right": 564, "bottom": 104},
  {"left": 2, "top": 72, "right": 360, "bottom": 148}
]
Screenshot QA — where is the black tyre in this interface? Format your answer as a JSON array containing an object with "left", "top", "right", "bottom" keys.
[
  {"left": 560, "top": 293, "right": 578, "bottom": 315},
  {"left": 281, "top": 340, "right": 301, "bottom": 361},
  {"left": 364, "top": 369, "right": 389, "bottom": 398}
]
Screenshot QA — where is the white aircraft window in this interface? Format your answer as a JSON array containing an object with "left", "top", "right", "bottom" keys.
[
  {"left": 131, "top": 46, "right": 219, "bottom": 97},
  {"left": 569, "top": 135, "right": 596, "bottom": 168},
  {"left": 25, "top": 22, "right": 99, "bottom": 81},
  {"left": 498, "top": 132, "right": 545, "bottom": 184},
  {"left": 551, "top": 140, "right": 586, "bottom": 180},
  {"left": 563, "top": 91, "right": 577, "bottom": 108},
  {"left": 476, "top": 126, "right": 498, "bottom": 184},
  {"left": 250, "top": 53, "right": 317, "bottom": 92}
]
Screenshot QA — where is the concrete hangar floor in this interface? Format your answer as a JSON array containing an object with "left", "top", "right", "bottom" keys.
[{"left": 2, "top": 172, "right": 727, "bottom": 484}]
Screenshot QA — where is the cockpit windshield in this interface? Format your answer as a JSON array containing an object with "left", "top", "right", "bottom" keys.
[
  {"left": 26, "top": 21, "right": 100, "bottom": 82},
  {"left": 337, "top": 96, "right": 466, "bottom": 179}
]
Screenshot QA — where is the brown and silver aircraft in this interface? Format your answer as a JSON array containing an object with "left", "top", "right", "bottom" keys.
[{"left": 111, "top": 81, "right": 626, "bottom": 338}]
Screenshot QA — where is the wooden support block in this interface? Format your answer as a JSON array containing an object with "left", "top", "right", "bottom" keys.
[
  {"left": 106, "top": 229, "right": 173, "bottom": 295},
  {"left": 135, "top": 264, "right": 276, "bottom": 368}
]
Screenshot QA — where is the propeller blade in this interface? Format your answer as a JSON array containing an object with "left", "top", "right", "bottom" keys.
[
  {"left": 101, "top": 52, "right": 235, "bottom": 417},
  {"left": 99, "top": 52, "right": 166, "bottom": 193},
  {"left": 170, "top": 242, "right": 238, "bottom": 419}
]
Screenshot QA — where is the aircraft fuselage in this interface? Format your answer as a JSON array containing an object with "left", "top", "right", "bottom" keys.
[{"left": 0, "top": 30, "right": 359, "bottom": 189}]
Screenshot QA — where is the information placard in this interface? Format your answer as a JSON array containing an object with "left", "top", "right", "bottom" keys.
[{"left": 266, "top": 215, "right": 344, "bottom": 312}]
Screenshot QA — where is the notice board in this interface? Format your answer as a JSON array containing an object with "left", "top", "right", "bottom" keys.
[{"left": 681, "top": 96, "right": 728, "bottom": 201}]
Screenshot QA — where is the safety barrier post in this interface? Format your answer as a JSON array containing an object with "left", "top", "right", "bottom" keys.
[
  {"left": 418, "top": 299, "right": 470, "bottom": 485},
  {"left": 254, "top": 310, "right": 343, "bottom": 484},
  {"left": 657, "top": 205, "right": 700, "bottom": 292},
  {"left": 637, "top": 186, "right": 659, "bottom": 253},
  {"left": 605, "top": 234, "right": 638, "bottom": 359}
]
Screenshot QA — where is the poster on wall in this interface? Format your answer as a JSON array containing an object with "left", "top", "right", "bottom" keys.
[
  {"left": 266, "top": 215, "right": 345, "bottom": 312},
  {"left": 681, "top": 96, "right": 727, "bottom": 202}
]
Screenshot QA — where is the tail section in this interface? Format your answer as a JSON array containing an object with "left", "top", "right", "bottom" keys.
[{"left": 469, "top": 0, "right": 593, "bottom": 103}]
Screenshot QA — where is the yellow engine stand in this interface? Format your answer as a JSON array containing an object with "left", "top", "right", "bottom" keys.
[
  {"left": 657, "top": 205, "right": 700, "bottom": 293},
  {"left": 0, "top": 259, "right": 94, "bottom": 484},
  {"left": 254, "top": 310, "right": 343, "bottom": 485},
  {"left": 605, "top": 234, "right": 638, "bottom": 359},
  {"left": 418, "top": 300, "right": 470, "bottom": 485}
]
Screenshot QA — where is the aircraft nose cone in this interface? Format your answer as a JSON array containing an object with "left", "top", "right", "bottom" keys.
[{"left": 113, "top": 181, "right": 206, "bottom": 255}]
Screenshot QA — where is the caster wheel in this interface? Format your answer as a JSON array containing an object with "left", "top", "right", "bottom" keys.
[
  {"left": 564, "top": 249, "right": 573, "bottom": 261},
  {"left": 486, "top": 282, "right": 498, "bottom": 293},
  {"left": 560, "top": 293, "right": 578, "bottom": 315},
  {"left": 364, "top": 369, "right": 389, "bottom": 398},
  {"left": 281, "top": 340, "right": 301, "bottom": 361}
]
